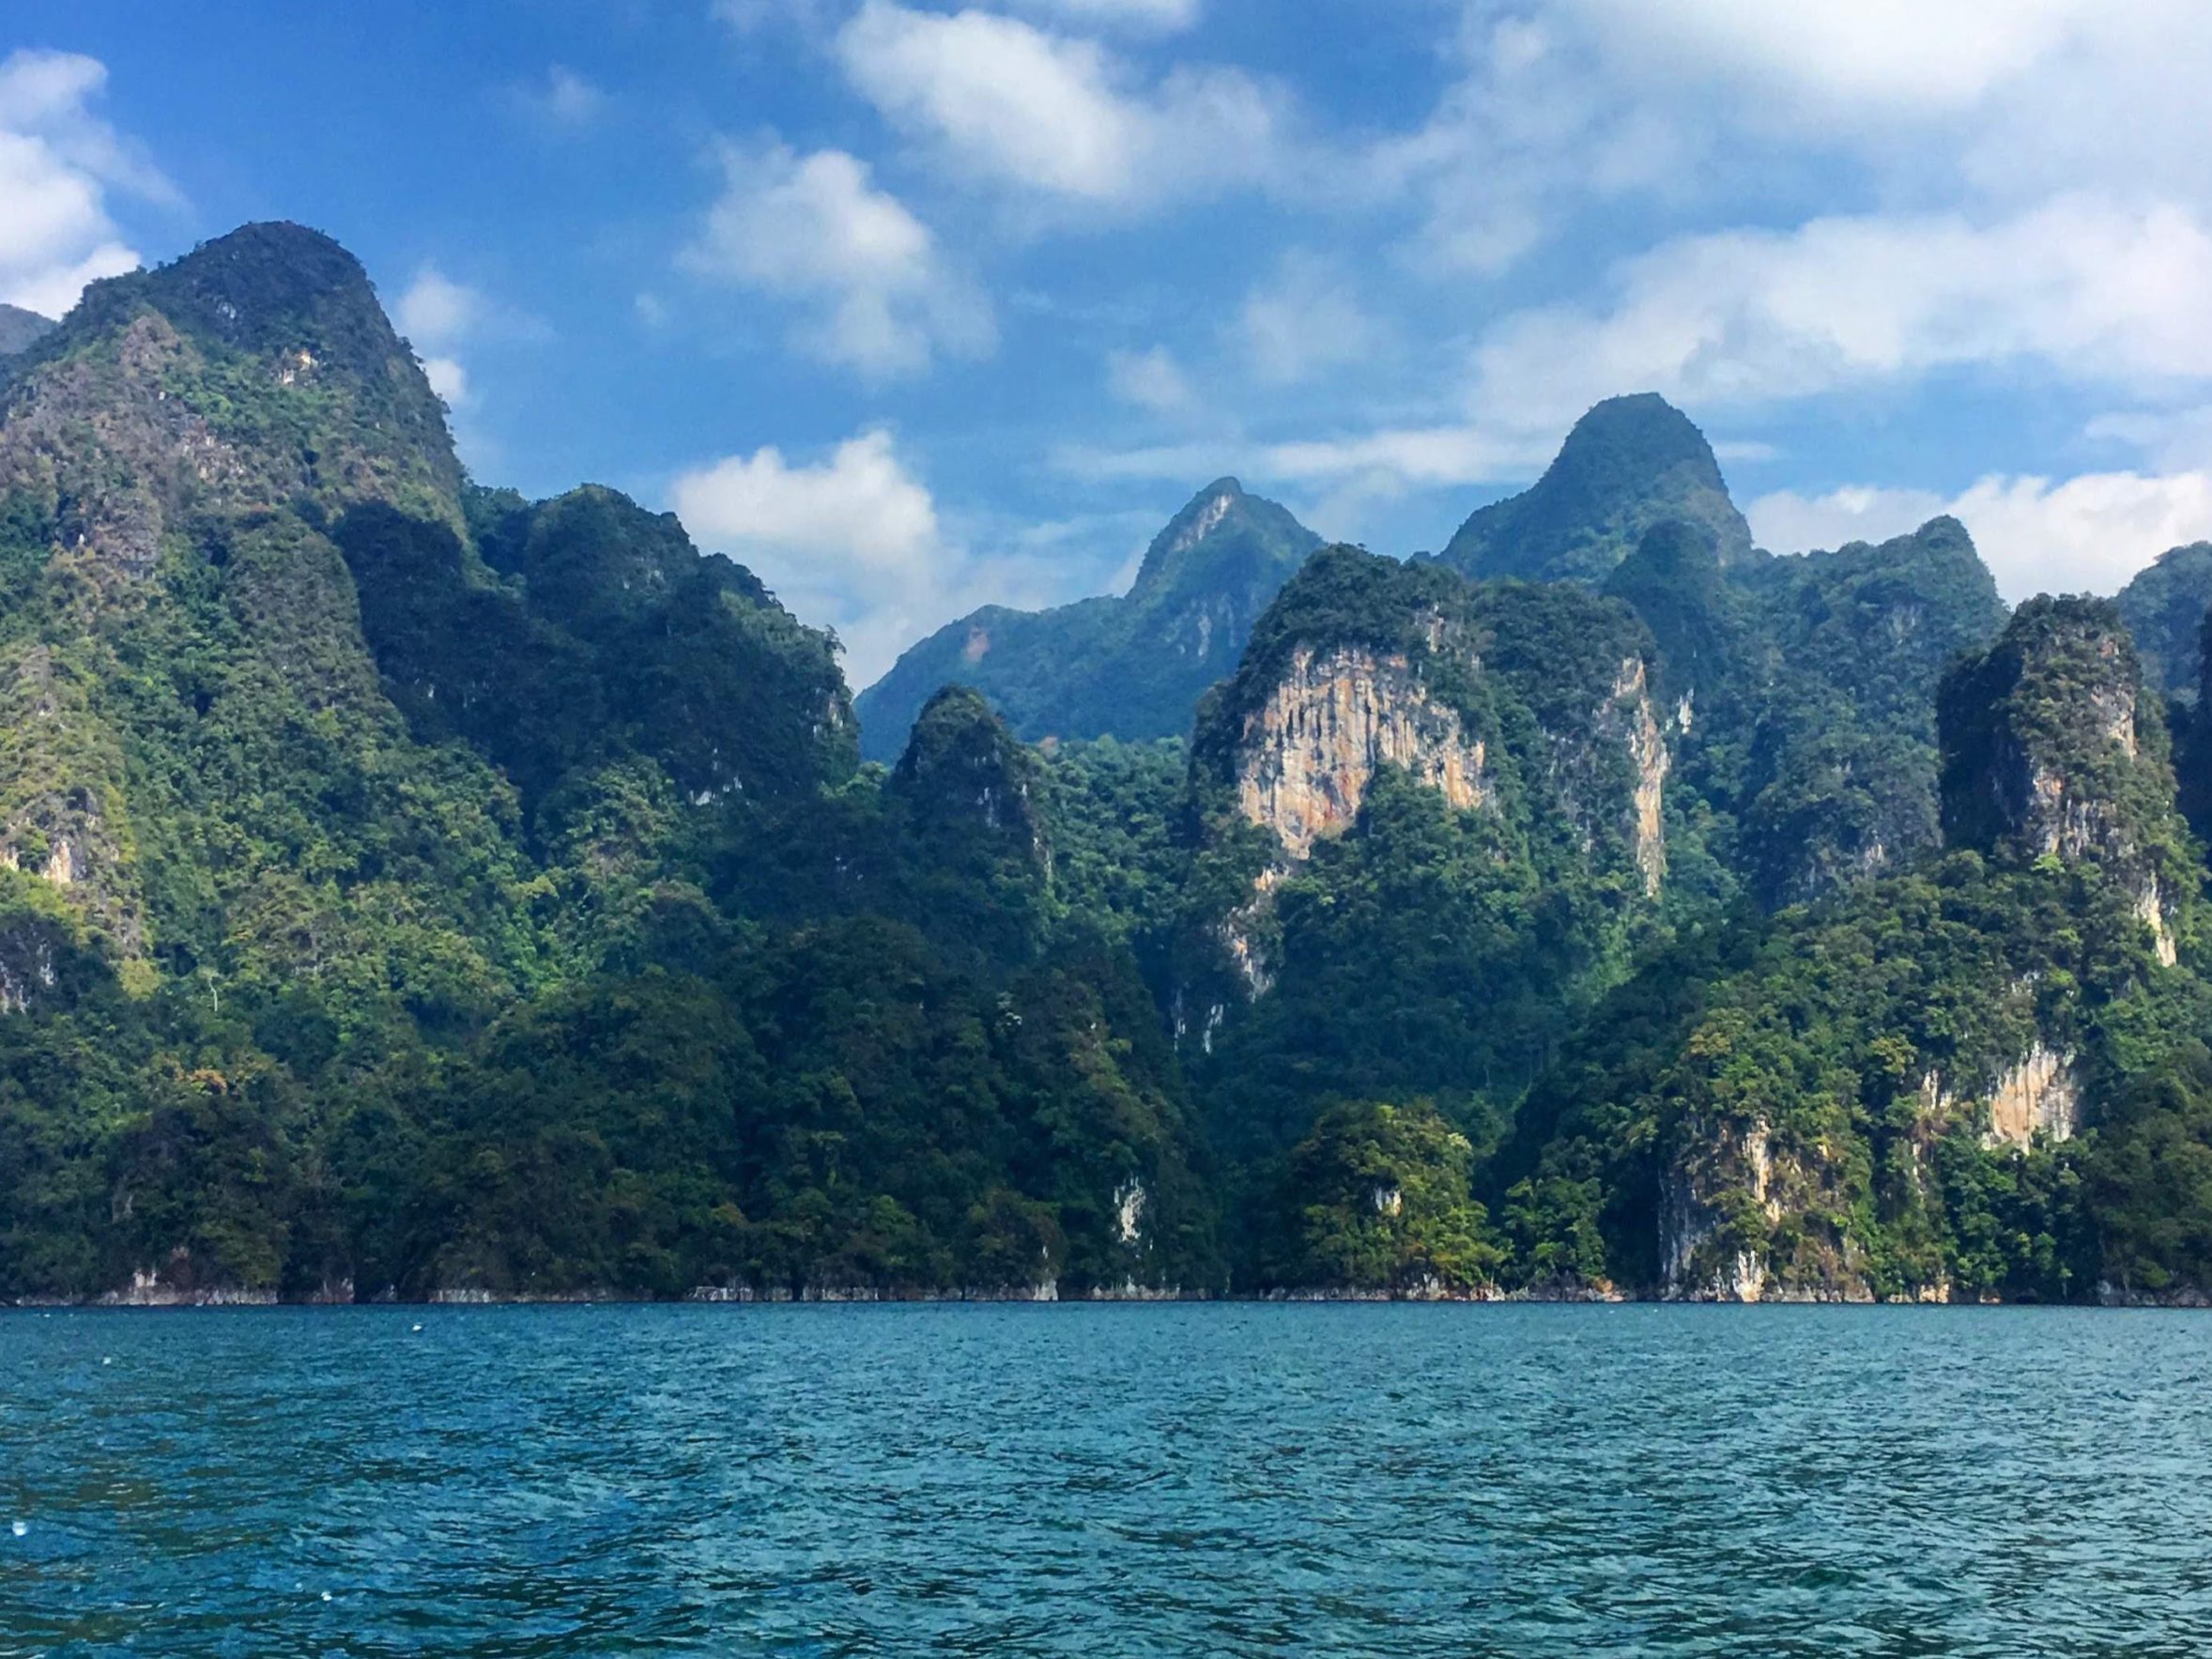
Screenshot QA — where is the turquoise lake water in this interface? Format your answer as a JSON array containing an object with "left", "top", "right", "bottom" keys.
[{"left": 3, "top": 1303, "right": 2210, "bottom": 1655}]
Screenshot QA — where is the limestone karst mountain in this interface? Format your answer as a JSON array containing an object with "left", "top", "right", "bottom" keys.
[
  {"left": 1499, "top": 593, "right": 2208, "bottom": 1303},
  {"left": 0, "top": 223, "right": 1217, "bottom": 1304},
  {"left": 1169, "top": 545, "right": 1680, "bottom": 1161},
  {"left": 855, "top": 477, "right": 1321, "bottom": 760},
  {"left": 1431, "top": 392, "right": 1752, "bottom": 586},
  {"left": 6, "top": 219, "right": 2212, "bottom": 1307}
]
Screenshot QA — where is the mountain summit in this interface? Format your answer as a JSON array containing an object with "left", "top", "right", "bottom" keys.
[
  {"left": 855, "top": 477, "right": 1321, "bottom": 760},
  {"left": 1434, "top": 392, "right": 1751, "bottom": 585}
]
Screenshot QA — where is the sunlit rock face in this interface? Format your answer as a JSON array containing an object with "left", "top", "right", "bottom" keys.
[
  {"left": 1983, "top": 1041, "right": 2081, "bottom": 1149},
  {"left": 1941, "top": 595, "right": 2189, "bottom": 966},
  {"left": 1180, "top": 544, "right": 1674, "bottom": 1016},
  {"left": 1233, "top": 642, "right": 1492, "bottom": 862}
]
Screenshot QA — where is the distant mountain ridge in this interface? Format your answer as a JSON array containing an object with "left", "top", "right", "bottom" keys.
[
  {"left": 2116, "top": 541, "right": 2212, "bottom": 701},
  {"left": 855, "top": 477, "right": 1321, "bottom": 760},
  {"left": 0, "top": 304, "right": 54, "bottom": 358}
]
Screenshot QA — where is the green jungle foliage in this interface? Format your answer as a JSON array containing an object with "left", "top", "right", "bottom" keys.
[
  {"left": 2116, "top": 541, "right": 2212, "bottom": 702},
  {"left": 1433, "top": 392, "right": 1753, "bottom": 584},
  {"left": 8, "top": 223, "right": 2212, "bottom": 1307},
  {"left": 1256, "top": 1100, "right": 1502, "bottom": 1295}
]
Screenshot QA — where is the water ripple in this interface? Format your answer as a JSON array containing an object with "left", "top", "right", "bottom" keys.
[{"left": 3, "top": 1304, "right": 2210, "bottom": 1655}]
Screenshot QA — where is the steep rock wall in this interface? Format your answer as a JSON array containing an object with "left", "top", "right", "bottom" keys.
[{"left": 1234, "top": 642, "right": 1491, "bottom": 860}]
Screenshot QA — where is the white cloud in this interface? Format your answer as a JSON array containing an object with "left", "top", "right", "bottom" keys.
[
  {"left": 513, "top": 64, "right": 607, "bottom": 129},
  {"left": 684, "top": 138, "right": 992, "bottom": 377},
  {"left": 671, "top": 429, "right": 986, "bottom": 682},
  {"left": 833, "top": 1, "right": 1283, "bottom": 210},
  {"left": 1348, "top": 2, "right": 2212, "bottom": 285},
  {"left": 1238, "top": 253, "right": 1380, "bottom": 386},
  {"left": 419, "top": 356, "right": 469, "bottom": 407},
  {"left": 1365, "top": 13, "right": 1689, "bottom": 276},
  {"left": 1564, "top": 0, "right": 2091, "bottom": 120},
  {"left": 1052, "top": 421, "right": 1549, "bottom": 494},
  {"left": 395, "top": 267, "right": 484, "bottom": 349},
  {"left": 0, "top": 49, "right": 172, "bottom": 316},
  {"left": 1747, "top": 470, "right": 2212, "bottom": 599},
  {"left": 1105, "top": 345, "right": 1192, "bottom": 414},
  {"left": 998, "top": 0, "right": 1201, "bottom": 31},
  {"left": 394, "top": 267, "right": 489, "bottom": 407},
  {"left": 1467, "top": 198, "right": 2212, "bottom": 436}
]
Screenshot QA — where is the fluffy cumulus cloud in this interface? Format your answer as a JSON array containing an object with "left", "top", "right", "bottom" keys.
[
  {"left": 673, "top": 429, "right": 1082, "bottom": 683},
  {"left": 1467, "top": 198, "right": 2212, "bottom": 434},
  {"left": 1105, "top": 344, "right": 1193, "bottom": 414},
  {"left": 1748, "top": 471, "right": 2212, "bottom": 601},
  {"left": 1563, "top": 0, "right": 2094, "bottom": 121},
  {"left": 685, "top": 138, "right": 992, "bottom": 377},
  {"left": 1238, "top": 253, "right": 1382, "bottom": 387},
  {"left": 0, "top": 49, "right": 173, "bottom": 317},
  {"left": 833, "top": 0, "right": 1282, "bottom": 210},
  {"left": 1001, "top": 0, "right": 1201, "bottom": 29},
  {"left": 395, "top": 267, "right": 488, "bottom": 407},
  {"left": 512, "top": 64, "right": 606, "bottom": 130}
]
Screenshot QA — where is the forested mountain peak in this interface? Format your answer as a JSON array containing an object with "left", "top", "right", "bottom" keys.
[
  {"left": 1434, "top": 392, "right": 1752, "bottom": 585},
  {"left": 1127, "top": 475, "right": 1313, "bottom": 597},
  {"left": 891, "top": 684, "right": 1050, "bottom": 852},
  {"left": 854, "top": 478, "right": 1321, "bottom": 760},
  {"left": 9, "top": 216, "right": 2212, "bottom": 1310}
]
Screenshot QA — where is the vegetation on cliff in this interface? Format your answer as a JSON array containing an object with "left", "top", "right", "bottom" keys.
[{"left": 7, "top": 223, "right": 2212, "bottom": 1306}]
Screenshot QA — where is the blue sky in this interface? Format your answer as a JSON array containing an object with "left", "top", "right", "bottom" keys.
[{"left": 9, "top": 1, "right": 2212, "bottom": 683}]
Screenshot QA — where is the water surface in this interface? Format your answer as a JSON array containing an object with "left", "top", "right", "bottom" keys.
[{"left": 3, "top": 1304, "right": 2208, "bottom": 1655}]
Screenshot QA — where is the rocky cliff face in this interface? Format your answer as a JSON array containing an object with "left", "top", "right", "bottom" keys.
[
  {"left": 1659, "top": 1114, "right": 1870, "bottom": 1302},
  {"left": 1593, "top": 656, "right": 1670, "bottom": 897},
  {"left": 1941, "top": 595, "right": 2189, "bottom": 963},
  {"left": 1233, "top": 641, "right": 1492, "bottom": 862},
  {"left": 1983, "top": 1041, "right": 2081, "bottom": 1148}
]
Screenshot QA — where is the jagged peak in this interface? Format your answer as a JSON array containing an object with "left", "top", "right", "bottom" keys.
[
  {"left": 890, "top": 684, "right": 1048, "bottom": 847},
  {"left": 1939, "top": 593, "right": 2181, "bottom": 893},
  {"left": 1133, "top": 476, "right": 1316, "bottom": 596},
  {"left": 1912, "top": 514, "right": 1973, "bottom": 545}
]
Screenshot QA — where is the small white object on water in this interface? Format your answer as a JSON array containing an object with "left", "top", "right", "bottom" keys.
[
  {"left": 321, "top": 1591, "right": 333, "bottom": 1603},
  {"left": 10, "top": 1519, "right": 26, "bottom": 1538},
  {"left": 100, "top": 1357, "right": 112, "bottom": 1366},
  {"left": 410, "top": 1323, "right": 423, "bottom": 1333}
]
